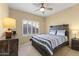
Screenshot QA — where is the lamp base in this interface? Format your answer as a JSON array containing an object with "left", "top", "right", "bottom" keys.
[{"left": 5, "top": 32, "right": 12, "bottom": 39}]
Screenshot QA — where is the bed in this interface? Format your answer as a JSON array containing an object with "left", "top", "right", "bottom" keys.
[{"left": 30, "top": 24, "right": 69, "bottom": 56}]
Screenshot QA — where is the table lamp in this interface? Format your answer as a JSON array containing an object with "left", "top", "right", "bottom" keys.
[
  {"left": 72, "top": 30, "right": 78, "bottom": 39},
  {"left": 3, "top": 17, "right": 16, "bottom": 39}
]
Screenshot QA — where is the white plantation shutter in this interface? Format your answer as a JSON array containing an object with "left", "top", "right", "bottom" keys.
[{"left": 22, "top": 20, "right": 40, "bottom": 35}]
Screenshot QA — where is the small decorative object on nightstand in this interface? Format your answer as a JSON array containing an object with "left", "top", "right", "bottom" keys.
[{"left": 71, "top": 38, "right": 79, "bottom": 51}]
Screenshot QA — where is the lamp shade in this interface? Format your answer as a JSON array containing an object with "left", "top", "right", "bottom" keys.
[
  {"left": 72, "top": 30, "right": 78, "bottom": 35},
  {"left": 72, "top": 30, "right": 78, "bottom": 34},
  {"left": 3, "top": 17, "right": 16, "bottom": 29}
]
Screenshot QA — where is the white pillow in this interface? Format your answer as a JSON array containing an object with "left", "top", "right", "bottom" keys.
[
  {"left": 57, "top": 30, "right": 65, "bottom": 36},
  {"left": 49, "top": 30, "right": 56, "bottom": 35}
]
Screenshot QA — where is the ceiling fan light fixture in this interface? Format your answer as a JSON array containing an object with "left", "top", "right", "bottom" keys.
[{"left": 40, "top": 7, "right": 45, "bottom": 12}]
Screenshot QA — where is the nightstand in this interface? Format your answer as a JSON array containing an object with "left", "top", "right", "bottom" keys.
[{"left": 71, "top": 38, "right": 79, "bottom": 51}]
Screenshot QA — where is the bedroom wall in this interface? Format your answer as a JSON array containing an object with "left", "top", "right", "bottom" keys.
[
  {"left": 9, "top": 8, "right": 46, "bottom": 46},
  {"left": 0, "top": 3, "right": 9, "bottom": 27},
  {"left": 0, "top": 3, "right": 9, "bottom": 37},
  {"left": 46, "top": 4, "right": 79, "bottom": 39}
]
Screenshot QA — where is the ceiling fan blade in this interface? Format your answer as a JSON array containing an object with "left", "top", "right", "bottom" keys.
[{"left": 46, "top": 8, "right": 53, "bottom": 10}]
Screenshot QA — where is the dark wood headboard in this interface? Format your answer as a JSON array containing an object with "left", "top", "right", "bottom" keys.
[{"left": 50, "top": 24, "right": 69, "bottom": 40}]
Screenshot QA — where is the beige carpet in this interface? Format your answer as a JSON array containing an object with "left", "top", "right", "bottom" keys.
[
  {"left": 18, "top": 42, "right": 41, "bottom": 56},
  {"left": 54, "top": 46, "right": 79, "bottom": 56},
  {"left": 18, "top": 42, "right": 79, "bottom": 56}
]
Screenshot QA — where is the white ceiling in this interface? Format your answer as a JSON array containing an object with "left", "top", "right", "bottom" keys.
[{"left": 8, "top": 3, "right": 77, "bottom": 17}]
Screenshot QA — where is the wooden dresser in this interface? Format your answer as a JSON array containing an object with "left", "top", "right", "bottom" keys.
[{"left": 0, "top": 38, "right": 18, "bottom": 56}]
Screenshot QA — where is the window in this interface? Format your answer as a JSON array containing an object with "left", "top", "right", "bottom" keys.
[{"left": 22, "top": 20, "right": 40, "bottom": 35}]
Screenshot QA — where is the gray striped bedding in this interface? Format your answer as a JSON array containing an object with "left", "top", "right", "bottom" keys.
[{"left": 32, "top": 34, "right": 68, "bottom": 55}]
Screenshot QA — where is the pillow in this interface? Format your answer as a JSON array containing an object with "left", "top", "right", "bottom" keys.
[
  {"left": 56, "top": 30, "right": 66, "bottom": 36},
  {"left": 49, "top": 30, "right": 56, "bottom": 35}
]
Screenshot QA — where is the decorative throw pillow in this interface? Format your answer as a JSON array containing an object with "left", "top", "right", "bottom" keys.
[
  {"left": 49, "top": 30, "right": 56, "bottom": 35},
  {"left": 57, "top": 30, "right": 65, "bottom": 36}
]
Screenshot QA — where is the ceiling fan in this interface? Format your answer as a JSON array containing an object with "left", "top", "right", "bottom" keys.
[{"left": 34, "top": 3, "right": 53, "bottom": 14}]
